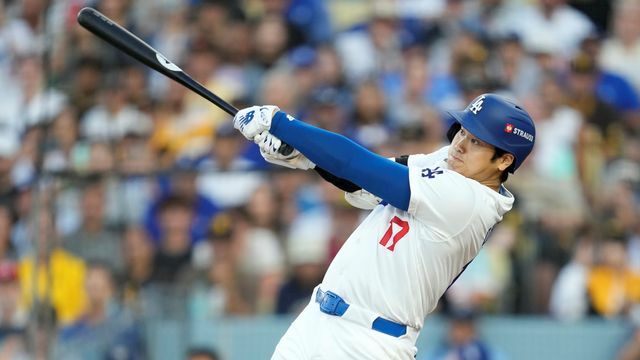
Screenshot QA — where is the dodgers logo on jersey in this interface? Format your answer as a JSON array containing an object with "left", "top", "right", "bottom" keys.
[
  {"left": 421, "top": 166, "right": 443, "bottom": 179},
  {"left": 469, "top": 95, "right": 485, "bottom": 114}
]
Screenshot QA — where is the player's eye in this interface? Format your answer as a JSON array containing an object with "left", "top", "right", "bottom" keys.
[
  {"left": 459, "top": 128, "right": 466, "bottom": 136},
  {"left": 471, "top": 138, "right": 479, "bottom": 145}
]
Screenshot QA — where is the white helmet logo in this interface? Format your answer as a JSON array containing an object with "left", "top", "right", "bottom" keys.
[
  {"left": 156, "top": 53, "right": 182, "bottom": 72},
  {"left": 469, "top": 95, "right": 485, "bottom": 115}
]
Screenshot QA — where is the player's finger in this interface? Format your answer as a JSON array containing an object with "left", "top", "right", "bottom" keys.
[
  {"left": 270, "top": 135, "right": 282, "bottom": 152},
  {"left": 254, "top": 131, "right": 268, "bottom": 145}
]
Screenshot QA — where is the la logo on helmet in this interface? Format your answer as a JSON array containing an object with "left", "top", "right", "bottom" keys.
[{"left": 469, "top": 95, "right": 485, "bottom": 114}]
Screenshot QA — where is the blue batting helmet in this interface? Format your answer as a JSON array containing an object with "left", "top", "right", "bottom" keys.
[{"left": 445, "top": 94, "right": 536, "bottom": 173}]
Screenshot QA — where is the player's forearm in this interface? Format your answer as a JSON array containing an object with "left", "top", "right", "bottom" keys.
[{"left": 270, "top": 112, "right": 411, "bottom": 210}]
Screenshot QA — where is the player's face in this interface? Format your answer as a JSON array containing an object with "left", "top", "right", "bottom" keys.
[{"left": 447, "top": 127, "right": 513, "bottom": 184}]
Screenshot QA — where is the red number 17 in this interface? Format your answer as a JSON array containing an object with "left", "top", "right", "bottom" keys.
[{"left": 379, "top": 216, "right": 409, "bottom": 251}]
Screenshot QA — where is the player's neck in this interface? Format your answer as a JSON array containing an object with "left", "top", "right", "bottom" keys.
[{"left": 477, "top": 175, "right": 502, "bottom": 193}]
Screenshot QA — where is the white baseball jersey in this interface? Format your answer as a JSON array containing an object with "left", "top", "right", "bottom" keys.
[{"left": 320, "top": 145, "right": 514, "bottom": 331}]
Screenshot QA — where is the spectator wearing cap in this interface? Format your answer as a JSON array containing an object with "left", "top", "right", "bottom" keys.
[
  {"left": 189, "top": 212, "right": 252, "bottom": 318},
  {"left": 193, "top": 122, "right": 258, "bottom": 172},
  {"left": 302, "top": 86, "right": 349, "bottom": 134},
  {"left": 575, "top": 36, "right": 640, "bottom": 114},
  {"left": 423, "top": 310, "right": 506, "bottom": 360},
  {"left": 313, "top": 45, "right": 349, "bottom": 95},
  {"left": 251, "top": 0, "right": 332, "bottom": 50},
  {"left": 144, "top": 162, "right": 220, "bottom": 246},
  {"left": 287, "top": 46, "right": 319, "bottom": 102},
  {"left": 281, "top": 0, "right": 333, "bottom": 47}
]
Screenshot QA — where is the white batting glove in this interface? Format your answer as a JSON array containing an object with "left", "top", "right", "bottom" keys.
[
  {"left": 233, "top": 105, "right": 280, "bottom": 140},
  {"left": 344, "top": 189, "right": 382, "bottom": 210},
  {"left": 254, "top": 131, "right": 315, "bottom": 170}
]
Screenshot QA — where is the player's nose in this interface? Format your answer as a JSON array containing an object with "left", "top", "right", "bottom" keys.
[{"left": 454, "top": 138, "right": 466, "bottom": 153}]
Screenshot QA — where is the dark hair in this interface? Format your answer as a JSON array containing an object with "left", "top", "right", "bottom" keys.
[
  {"left": 491, "top": 147, "right": 512, "bottom": 183},
  {"left": 446, "top": 123, "right": 461, "bottom": 142},
  {"left": 157, "top": 194, "right": 194, "bottom": 214}
]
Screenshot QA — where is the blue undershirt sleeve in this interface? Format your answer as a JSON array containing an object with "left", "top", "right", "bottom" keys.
[{"left": 270, "top": 111, "right": 410, "bottom": 211}]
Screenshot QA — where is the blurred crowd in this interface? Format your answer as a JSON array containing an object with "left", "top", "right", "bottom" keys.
[{"left": 0, "top": 0, "right": 639, "bottom": 358}]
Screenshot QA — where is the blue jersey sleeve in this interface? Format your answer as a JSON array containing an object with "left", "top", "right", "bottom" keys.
[{"left": 270, "top": 112, "right": 410, "bottom": 210}]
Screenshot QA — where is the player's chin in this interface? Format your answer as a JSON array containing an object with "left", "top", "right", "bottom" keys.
[
  {"left": 447, "top": 157, "right": 461, "bottom": 168},
  {"left": 448, "top": 162, "right": 467, "bottom": 177}
]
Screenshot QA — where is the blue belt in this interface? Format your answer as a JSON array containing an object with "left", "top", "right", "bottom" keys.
[{"left": 315, "top": 288, "right": 407, "bottom": 337}]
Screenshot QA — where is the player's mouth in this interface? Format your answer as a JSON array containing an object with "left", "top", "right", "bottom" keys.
[{"left": 450, "top": 155, "right": 463, "bottom": 163}]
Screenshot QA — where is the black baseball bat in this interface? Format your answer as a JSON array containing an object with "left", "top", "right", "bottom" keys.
[{"left": 76, "top": 7, "right": 293, "bottom": 155}]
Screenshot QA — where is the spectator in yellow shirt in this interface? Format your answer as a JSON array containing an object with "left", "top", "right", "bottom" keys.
[
  {"left": 18, "top": 211, "right": 86, "bottom": 325},
  {"left": 588, "top": 239, "right": 640, "bottom": 317}
]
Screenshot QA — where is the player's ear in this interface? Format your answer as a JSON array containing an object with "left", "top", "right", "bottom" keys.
[{"left": 497, "top": 153, "right": 514, "bottom": 172}]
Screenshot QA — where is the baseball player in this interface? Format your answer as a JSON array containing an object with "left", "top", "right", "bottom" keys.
[{"left": 232, "top": 94, "right": 536, "bottom": 359}]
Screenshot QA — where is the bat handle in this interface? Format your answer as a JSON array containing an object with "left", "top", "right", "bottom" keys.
[{"left": 278, "top": 143, "right": 294, "bottom": 156}]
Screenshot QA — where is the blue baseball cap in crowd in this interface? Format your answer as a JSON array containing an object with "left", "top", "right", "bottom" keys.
[
  {"left": 445, "top": 94, "right": 536, "bottom": 173},
  {"left": 288, "top": 46, "right": 317, "bottom": 69}
]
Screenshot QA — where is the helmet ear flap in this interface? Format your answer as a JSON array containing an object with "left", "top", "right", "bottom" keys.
[{"left": 446, "top": 123, "right": 461, "bottom": 142}]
